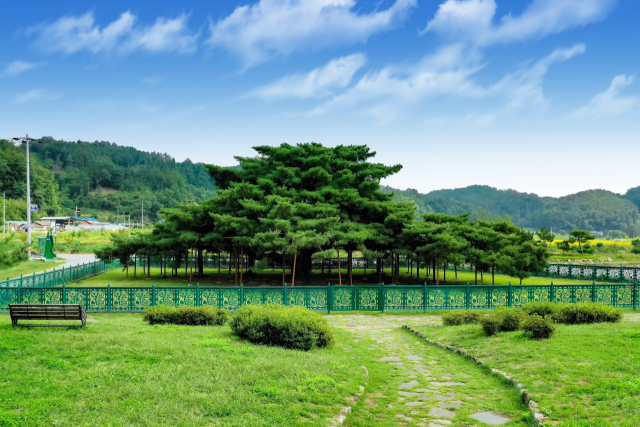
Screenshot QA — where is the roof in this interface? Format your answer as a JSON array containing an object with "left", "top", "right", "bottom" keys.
[{"left": 39, "top": 216, "right": 73, "bottom": 220}]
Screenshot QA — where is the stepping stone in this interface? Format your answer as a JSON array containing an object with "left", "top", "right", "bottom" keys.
[
  {"left": 439, "top": 403, "right": 462, "bottom": 409},
  {"left": 469, "top": 412, "right": 512, "bottom": 425},
  {"left": 459, "top": 373, "right": 472, "bottom": 378},
  {"left": 398, "top": 338, "right": 410, "bottom": 341},
  {"left": 411, "top": 410, "right": 421, "bottom": 415},
  {"left": 398, "top": 380, "right": 420, "bottom": 389},
  {"left": 428, "top": 361, "right": 439, "bottom": 364},
  {"left": 414, "top": 388, "right": 435, "bottom": 392},
  {"left": 405, "top": 355, "right": 426, "bottom": 360},
  {"left": 377, "top": 357, "right": 402, "bottom": 362},
  {"left": 430, "top": 382, "right": 466, "bottom": 386},
  {"left": 440, "top": 374, "right": 454, "bottom": 378},
  {"left": 429, "top": 407, "right": 455, "bottom": 417},
  {"left": 405, "top": 401, "right": 424, "bottom": 406},
  {"left": 86, "top": 318, "right": 100, "bottom": 322},
  {"left": 398, "top": 391, "right": 422, "bottom": 397},
  {"left": 431, "top": 421, "right": 452, "bottom": 425},
  {"left": 433, "top": 394, "right": 455, "bottom": 401}
]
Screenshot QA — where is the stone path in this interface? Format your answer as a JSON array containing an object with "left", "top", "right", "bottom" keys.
[{"left": 326, "top": 314, "right": 525, "bottom": 426}]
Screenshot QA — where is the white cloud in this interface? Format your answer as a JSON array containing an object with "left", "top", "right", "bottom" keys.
[
  {"left": 569, "top": 74, "right": 638, "bottom": 119},
  {"left": 252, "top": 53, "right": 366, "bottom": 99},
  {"left": 1, "top": 61, "right": 38, "bottom": 77},
  {"left": 15, "top": 89, "right": 58, "bottom": 103},
  {"left": 208, "top": 0, "right": 416, "bottom": 67},
  {"left": 29, "top": 11, "right": 198, "bottom": 55},
  {"left": 424, "top": 0, "right": 616, "bottom": 45}
]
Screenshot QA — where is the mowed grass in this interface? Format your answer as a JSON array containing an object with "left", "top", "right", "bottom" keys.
[
  {"left": 415, "top": 316, "right": 640, "bottom": 426},
  {"left": 0, "top": 313, "right": 363, "bottom": 427},
  {"left": 72, "top": 266, "right": 615, "bottom": 287},
  {"left": 0, "top": 259, "right": 64, "bottom": 281}
]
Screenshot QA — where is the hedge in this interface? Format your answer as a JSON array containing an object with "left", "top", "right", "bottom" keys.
[{"left": 143, "top": 305, "right": 228, "bottom": 326}]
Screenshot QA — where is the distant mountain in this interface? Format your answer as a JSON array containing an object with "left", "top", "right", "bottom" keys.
[{"left": 382, "top": 185, "right": 640, "bottom": 233}]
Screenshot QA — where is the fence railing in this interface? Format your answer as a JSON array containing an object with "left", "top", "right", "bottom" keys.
[
  {"left": 0, "top": 260, "right": 115, "bottom": 289},
  {"left": 2, "top": 282, "right": 637, "bottom": 313}
]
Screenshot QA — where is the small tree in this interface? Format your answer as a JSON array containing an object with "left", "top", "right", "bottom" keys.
[
  {"left": 632, "top": 238, "right": 640, "bottom": 260},
  {"left": 556, "top": 240, "right": 572, "bottom": 253},
  {"left": 536, "top": 226, "right": 556, "bottom": 246},
  {"left": 568, "top": 230, "right": 596, "bottom": 254}
]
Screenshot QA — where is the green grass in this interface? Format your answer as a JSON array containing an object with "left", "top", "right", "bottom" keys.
[
  {"left": 415, "top": 316, "right": 640, "bottom": 426},
  {"left": 0, "top": 313, "right": 362, "bottom": 427},
  {"left": 0, "top": 259, "right": 63, "bottom": 281},
  {"left": 72, "top": 266, "right": 616, "bottom": 288}
]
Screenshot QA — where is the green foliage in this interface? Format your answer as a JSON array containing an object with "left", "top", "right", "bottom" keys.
[
  {"left": 143, "top": 305, "right": 228, "bottom": 326},
  {"left": 522, "top": 302, "right": 561, "bottom": 317},
  {"left": 568, "top": 230, "right": 596, "bottom": 254},
  {"left": 494, "top": 307, "right": 526, "bottom": 332},
  {"left": 0, "top": 234, "right": 28, "bottom": 268},
  {"left": 553, "top": 303, "right": 623, "bottom": 325},
  {"left": 631, "top": 238, "right": 640, "bottom": 255},
  {"left": 441, "top": 310, "right": 481, "bottom": 326},
  {"left": 536, "top": 226, "right": 556, "bottom": 246},
  {"left": 556, "top": 240, "right": 572, "bottom": 252},
  {"left": 229, "top": 304, "right": 336, "bottom": 350},
  {"left": 521, "top": 314, "right": 555, "bottom": 339},
  {"left": 480, "top": 315, "right": 502, "bottom": 336}
]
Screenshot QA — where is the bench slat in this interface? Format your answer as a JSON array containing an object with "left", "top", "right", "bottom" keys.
[{"left": 9, "top": 304, "right": 86, "bottom": 328}]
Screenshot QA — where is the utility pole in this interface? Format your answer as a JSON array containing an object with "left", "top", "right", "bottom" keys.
[
  {"left": 3, "top": 191, "right": 5, "bottom": 239},
  {"left": 141, "top": 201, "right": 144, "bottom": 229},
  {"left": 12, "top": 135, "right": 41, "bottom": 258}
]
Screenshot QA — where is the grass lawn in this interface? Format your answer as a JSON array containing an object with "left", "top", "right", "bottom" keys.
[
  {"left": 0, "top": 259, "right": 64, "bottom": 281},
  {"left": 415, "top": 317, "right": 640, "bottom": 426},
  {"left": 0, "top": 313, "right": 363, "bottom": 427},
  {"left": 72, "top": 267, "right": 616, "bottom": 288}
]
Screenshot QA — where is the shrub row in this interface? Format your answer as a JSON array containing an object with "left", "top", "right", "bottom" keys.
[
  {"left": 445, "top": 303, "right": 623, "bottom": 340},
  {"left": 143, "top": 305, "right": 228, "bottom": 326},
  {"left": 229, "top": 304, "right": 336, "bottom": 351}
]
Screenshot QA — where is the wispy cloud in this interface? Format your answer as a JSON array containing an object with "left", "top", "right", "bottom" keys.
[
  {"left": 1, "top": 61, "right": 39, "bottom": 77},
  {"left": 15, "top": 89, "right": 58, "bottom": 103},
  {"left": 423, "top": 0, "right": 616, "bottom": 46},
  {"left": 207, "top": 0, "right": 416, "bottom": 68},
  {"left": 29, "top": 11, "right": 199, "bottom": 56},
  {"left": 569, "top": 74, "right": 637, "bottom": 119},
  {"left": 252, "top": 54, "right": 366, "bottom": 99}
]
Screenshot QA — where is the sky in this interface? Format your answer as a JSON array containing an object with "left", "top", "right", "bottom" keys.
[{"left": 1, "top": 0, "right": 639, "bottom": 197}]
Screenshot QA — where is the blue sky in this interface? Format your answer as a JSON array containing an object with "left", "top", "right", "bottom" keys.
[{"left": 1, "top": 0, "right": 638, "bottom": 197}]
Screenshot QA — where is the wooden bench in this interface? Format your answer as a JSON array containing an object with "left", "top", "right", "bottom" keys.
[{"left": 9, "top": 304, "right": 87, "bottom": 328}]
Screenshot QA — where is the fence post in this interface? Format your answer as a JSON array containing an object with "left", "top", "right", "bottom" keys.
[
  {"left": 550, "top": 280, "right": 555, "bottom": 303},
  {"left": 466, "top": 282, "right": 470, "bottom": 310},
  {"left": 197, "top": 283, "right": 200, "bottom": 307},
  {"left": 634, "top": 282, "right": 637, "bottom": 312},
  {"left": 44, "top": 269, "right": 47, "bottom": 286},
  {"left": 62, "top": 284, "right": 66, "bottom": 304},
  {"left": 20, "top": 274, "right": 23, "bottom": 287},
  {"left": 283, "top": 282, "right": 287, "bottom": 306},
  {"left": 592, "top": 280, "right": 596, "bottom": 303},
  {"left": 620, "top": 266, "right": 623, "bottom": 283},
  {"left": 568, "top": 264, "right": 572, "bottom": 279},
  {"left": 18, "top": 286, "right": 21, "bottom": 304},
  {"left": 240, "top": 283, "right": 244, "bottom": 307},
  {"left": 107, "top": 283, "right": 111, "bottom": 312},
  {"left": 508, "top": 282, "right": 512, "bottom": 308},
  {"left": 423, "top": 281, "right": 427, "bottom": 313},
  {"left": 328, "top": 283, "right": 332, "bottom": 314},
  {"left": 381, "top": 283, "right": 385, "bottom": 314}
]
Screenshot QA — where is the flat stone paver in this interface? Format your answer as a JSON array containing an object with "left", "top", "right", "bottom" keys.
[
  {"left": 470, "top": 411, "right": 512, "bottom": 425},
  {"left": 399, "top": 380, "right": 420, "bottom": 389},
  {"left": 429, "top": 407, "right": 455, "bottom": 417}
]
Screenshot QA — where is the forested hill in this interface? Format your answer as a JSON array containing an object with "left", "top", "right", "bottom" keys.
[
  {"left": 382, "top": 185, "right": 640, "bottom": 234},
  {"left": 0, "top": 138, "right": 216, "bottom": 222}
]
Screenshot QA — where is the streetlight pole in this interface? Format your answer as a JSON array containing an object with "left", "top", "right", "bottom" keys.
[{"left": 13, "top": 134, "right": 40, "bottom": 258}]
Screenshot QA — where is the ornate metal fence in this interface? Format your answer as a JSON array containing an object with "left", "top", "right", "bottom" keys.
[
  {"left": 2, "top": 282, "right": 637, "bottom": 313},
  {"left": 0, "top": 260, "right": 115, "bottom": 289}
]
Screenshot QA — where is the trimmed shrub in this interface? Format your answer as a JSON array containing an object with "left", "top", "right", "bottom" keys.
[
  {"left": 494, "top": 307, "right": 526, "bottom": 332},
  {"left": 554, "top": 303, "right": 623, "bottom": 325},
  {"left": 522, "top": 314, "right": 555, "bottom": 339},
  {"left": 480, "top": 315, "right": 502, "bottom": 336},
  {"left": 144, "top": 305, "right": 228, "bottom": 326},
  {"left": 521, "top": 302, "right": 560, "bottom": 318},
  {"left": 441, "top": 310, "right": 481, "bottom": 326},
  {"left": 229, "top": 304, "right": 336, "bottom": 351}
]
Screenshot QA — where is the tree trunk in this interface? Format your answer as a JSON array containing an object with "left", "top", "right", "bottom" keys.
[
  {"left": 218, "top": 253, "right": 221, "bottom": 278},
  {"left": 337, "top": 248, "right": 342, "bottom": 286},
  {"left": 436, "top": 260, "right": 440, "bottom": 286},
  {"left": 433, "top": 259, "right": 436, "bottom": 284},
  {"left": 349, "top": 249, "right": 353, "bottom": 286},
  {"left": 322, "top": 258, "right": 325, "bottom": 274},
  {"left": 443, "top": 262, "right": 446, "bottom": 282},
  {"left": 228, "top": 253, "right": 232, "bottom": 276},
  {"left": 291, "top": 248, "right": 298, "bottom": 287},
  {"left": 190, "top": 248, "right": 194, "bottom": 285},
  {"left": 417, "top": 260, "right": 420, "bottom": 281},
  {"left": 240, "top": 247, "right": 244, "bottom": 284},
  {"left": 126, "top": 259, "right": 129, "bottom": 279},
  {"left": 474, "top": 265, "right": 478, "bottom": 285},
  {"left": 198, "top": 248, "right": 204, "bottom": 275},
  {"left": 481, "top": 269, "right": 484, "bottom": 282},
  {"left": 234, "top": 251, "right": 238, "bottom": 286},
  {"left": 396, "top": 253, "right": 400, "bottom": 283},
  {"left": 410, "top": 259, "right": 413, "bottom": 277},
  {"left": 455, "top": 264, "right": 458, "bottom": 279},
  {"left": 520, "top": 277, "right": 523, "bottom": 285},
  {"left": 329, "top": 257, "right": 332, "bottom": 273},
  {"left": 134, "top": 254, "right": 137, "bottom": 278},
  {"left": 492, "top": 266, "right": 495, "bottom": 285},
  {"left": 282, "top": 254, "right": 285, "bottom": 286},
  {"left": 390, "top": 253, "right": 394, "bottom": 284},
  {"left": 147, "top": 256, "right": 151, "bottom": 279}
]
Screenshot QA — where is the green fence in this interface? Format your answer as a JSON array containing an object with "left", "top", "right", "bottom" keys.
[
  {"left": 0, "top": 260, "right": 116, "bottom": 289},
  {"left": 2, "top": 282, "right": 637, "bottom": 313}
]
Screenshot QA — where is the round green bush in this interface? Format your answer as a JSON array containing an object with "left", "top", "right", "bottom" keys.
[
  {"left": 480, "top": 315, "right": 502, "bottom": 336},
  {"left": 144, "top": 305, "right": 228, "bottom": 326},
  {"left": 229, "top": 304, "right": 336, "bottom": 351},
  {"left": 553, "top": 303, "right": 623, "bottom": 325},
  {"left": 521, "top": 302, "right": 560, "bottom": 317},
  {"left": 441, "top": 310, "right": 481, "bottom": 326},
  {"left": 522, "top": 314, "right": 555, "bottom": 339},
  {"left": 494, "top": 307, "right": 526, "bottom": 332}
]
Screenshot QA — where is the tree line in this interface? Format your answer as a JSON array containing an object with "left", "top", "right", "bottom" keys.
[{"left": 96, "top": 143, "right": 549, "bottom": 286}]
